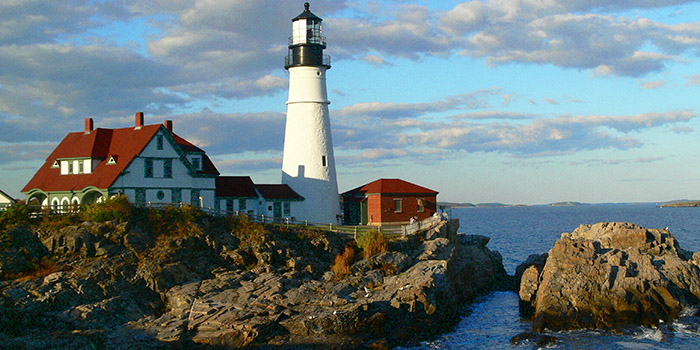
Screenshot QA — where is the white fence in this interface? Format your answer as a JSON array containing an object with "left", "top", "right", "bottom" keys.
[{"left": 29, "top": 201, "right": 448, "bottom": 240}]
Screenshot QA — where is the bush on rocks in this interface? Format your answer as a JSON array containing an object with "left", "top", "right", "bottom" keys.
[{"left": 356, "top": 229, "right": 387, "bottom": 258}]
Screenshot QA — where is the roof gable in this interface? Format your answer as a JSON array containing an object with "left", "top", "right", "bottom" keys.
[
  {"left": 342, "top": 178, "right": 438, "bottom": 196},
  {"left": 0, "top": 189, "right": 16, "bottom": 204}
]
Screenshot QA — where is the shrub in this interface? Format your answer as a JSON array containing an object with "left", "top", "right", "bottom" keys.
[
  {"left": 39, "top": 212, "right": 81, "bottom": 232},
  {"left": 0, "top": 204, "right": 33, "bottom": 232},
  {"left": 356, "top": 229, "right": 388, "bottom": 258},
  {"left": 81, "top": 195, "right": 133, "bottom": 223},
  {"left": 331, "top": 244, "right": 356, "bottom": 278},
  {"left": 140, "top": 205, "right": 205, "bottom": 238},
  {"left": 229, "top": 215, "right": 268, "bottom": 247}
]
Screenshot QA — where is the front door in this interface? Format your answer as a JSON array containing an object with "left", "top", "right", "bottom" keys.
[
  {"left": 361, "top": 200, "right": 368, "bottom": 225},
  {"left": 273, "top": 201, "right": 282, "bottom": 218}
]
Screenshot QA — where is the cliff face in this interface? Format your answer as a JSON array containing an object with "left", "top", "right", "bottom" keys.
[
  {"left": 0, "top": 215, "right": 510, "bottom": 349},
  {"left": 517, "top": 222, "right": 700, "bottom": 332}
]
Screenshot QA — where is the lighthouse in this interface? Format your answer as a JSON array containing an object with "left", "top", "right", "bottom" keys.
[{"left": 281, "top": 2, "right": 340, "bottom": 223}]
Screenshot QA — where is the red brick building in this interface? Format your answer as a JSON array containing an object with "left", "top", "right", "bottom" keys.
[{"left": 341, "top": 178, "right": 438, "bottom": 226}]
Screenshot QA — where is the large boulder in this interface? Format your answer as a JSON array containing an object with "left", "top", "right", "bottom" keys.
[
  {"left": 0, "top": 225, "right": 49, "bottom": 277},
  {"left": 518, "top": 222, "right": 700, "bottom": 331}
]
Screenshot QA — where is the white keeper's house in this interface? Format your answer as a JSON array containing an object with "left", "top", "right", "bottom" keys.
[
  {"left": 22, "top": 113, "right": 305, "bottom": 220},
  {"left": 22, "top": 113, "right": 220, "bottom": 209}
]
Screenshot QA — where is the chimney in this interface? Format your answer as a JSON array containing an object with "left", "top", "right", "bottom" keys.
[
  {"left": 164, "top": 120, "right": 173, "bottom": 133},
  {"left": 135, "top": 112, "right": 144, "bottom": 130},
  {"left": 84, "top": 118, "right": 94, "bottom": 134}
]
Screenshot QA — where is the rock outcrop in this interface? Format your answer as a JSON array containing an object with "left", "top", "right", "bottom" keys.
[
  {"left": 517, "top": 222, "right": 700, "bottom": 332},
  {"left": 0, "top": 214, "right": 510, "bottom": 349}
]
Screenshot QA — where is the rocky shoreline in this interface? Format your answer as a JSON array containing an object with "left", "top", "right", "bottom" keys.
[
  {"left": 6, "top": 203, "right": 700, "bottom": 349},
  {"left": 0, "top": 211, "right": 510, "bottom": 349},
  {"left": 516, "top": 222, "right": 700, "bottom": 334}
]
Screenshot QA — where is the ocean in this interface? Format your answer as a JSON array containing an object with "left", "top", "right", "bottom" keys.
[{"left": 402, "top": 204, "right": 700, "bottom": 349}]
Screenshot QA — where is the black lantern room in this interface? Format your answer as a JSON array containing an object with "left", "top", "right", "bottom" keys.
[{"left": 285, "top": 2, "right": 330, "bottom": 69}]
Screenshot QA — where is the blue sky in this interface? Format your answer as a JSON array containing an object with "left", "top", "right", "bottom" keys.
[{"left": 1, "top": 0, "right": 700, "bottom": 205}]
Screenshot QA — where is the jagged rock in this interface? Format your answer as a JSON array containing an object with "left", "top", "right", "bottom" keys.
[
  {"left": 517, "top": 222, "right": 700, "bottom": 332},
  {"left": 1, "top": 214, "right": 508, "bottom": 349},
  {"left": 0, "top": 225, "right": 48, "bottom": 277},
  {"left": 510, "top": 331, "right": 557, "bottom": 346},
  {"left": 514, "top": 253, "right": 547, "bottom": 316},
  {"left": 416, "top": 237, "right": 453, "bottom": 261}
]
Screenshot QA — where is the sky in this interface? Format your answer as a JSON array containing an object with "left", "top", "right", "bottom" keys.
[{"left": 1, "top": 0, "right": 700, "bottom": 205}]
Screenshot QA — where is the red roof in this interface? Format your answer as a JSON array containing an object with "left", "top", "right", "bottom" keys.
[
  {"left": 22, "top": 123, "right": 218, "bottom": 193},
  {"left": 215, "top": 176, "right": 258, "bottom": 198},
  {"left": 256, "top": 184, "right": 304, "bottom": 201},
  {"left": 341, "top": 178, "right": 438, "bottom": 196}
]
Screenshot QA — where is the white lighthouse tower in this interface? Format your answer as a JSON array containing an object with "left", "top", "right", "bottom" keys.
[{"left": 282, "top": 2, "right": 340, "bottom": 223}]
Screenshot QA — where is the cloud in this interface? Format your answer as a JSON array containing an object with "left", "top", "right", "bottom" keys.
[
  {"left": 334, "top": 89, "right": 502, "bottom": 119},
  {"left": 0, "top": 1, "right": 104, "bottom": 45},
  {"left": 440, "top": 1, "right": 700, "bottom": 77},
  {"left": 363, "top": 54, "right": 389, "bottom": 66},
  {"left": 0, "top": 142, "right": 56, "bottom": 165},
  {"left": 168, "top": 111, "right": 285, "bottom": 155},
  {"left": 210, "top": 156, "right": 282, "bottom": 174},
  {"left": 501, "top": 94, "right": 512, "bottom": 106},
  {"left": 688, "top": 74, "right": 700, "bottom": 86},
  {"left": 634, "top": 156, "right": 664, "bottom": 163},
  {"left": 669, "top": 126, "right": 694, "bottom": 133},
  {"left": 638, "top": 79, "right": 665, "bottom": 89},
  {"left": 331, "top": 105, "right": 698, "bottom": 163},
  {"left": 448, "top": 111, "right": 536, "bottom": 120}
]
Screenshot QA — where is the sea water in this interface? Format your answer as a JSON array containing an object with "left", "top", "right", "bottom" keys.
[{"left": 402, "top": 204, "right": 700, "bottom": 349}]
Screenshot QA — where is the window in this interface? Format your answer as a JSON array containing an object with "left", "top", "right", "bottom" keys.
[
  {"left": 156, "top": 135, "right": 163, "bottom": 150},
  {"left": 78, "top": 160, "right": 84, "bottom": 174},
  {"left": 107, "top": 156, "right": 116, "bottom": 165},
  {"left": 226, "top": 199, "right": 233, "bottom": 212},
  {"left": 394, "top": 199, "right": 402, "bottom": 213},
  {"left": 239, "top": 199, "right": 246, "bottom": 211},
  {"left": 51, "top": 160, "right": 59, "bottom": 168},
  {"left": 322, "top": 155, "right": 326, "bottom": 167},
  {"left": 135, "top": 189, "right": 146, "bottom": 205},
  {"left": 163, "top": 159, "right": 172, "bottom": 178},
  {"left": 192, "top": 157, "right": 201, "bottom": 170},
  {"left": 156, "top": 190, "right": 165, "bottom": 200},
  {"left": 68, "top": 162, "right": 73, "bottom": 174},
  {"left": 144, "top": 158, "right": 153, "bottom": 178},
  {"left": 283, "top": 201, "right": 290, "bottom": 216},
  {"left": 417, "top": 198, "right": 425, "bottom": 212}
]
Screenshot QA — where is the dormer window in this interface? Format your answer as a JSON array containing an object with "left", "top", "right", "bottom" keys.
[
  {"left": 51, "top": 160, "right": 59, "bottom": 168},
  {"left": 192, "top": 157, "right": 201, "bottom": 170},
  {"left": 107, "top": 156, "right": 116, "bottom": 165}
]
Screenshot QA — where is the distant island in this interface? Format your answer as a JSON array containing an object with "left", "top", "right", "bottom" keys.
[
  {"left": 548, "top": 201, "right": 584, "bottom": 207},
  {"left": 659, "top": 200, "right": 700, "bottom": 208},
  {"left": 439, "top": 202, "right": 529, "bottom": 208}
]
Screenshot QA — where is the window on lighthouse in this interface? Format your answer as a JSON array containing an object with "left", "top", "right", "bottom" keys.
[{"left": 292, "top": 20, "right": 306, "bottom": 44}]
